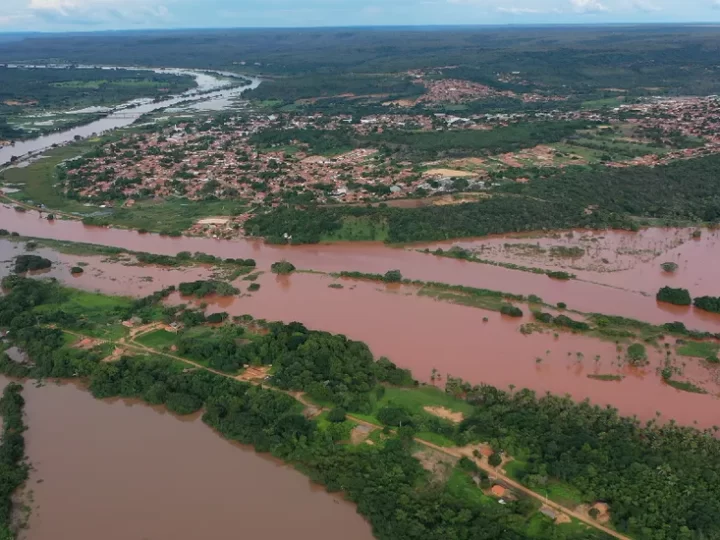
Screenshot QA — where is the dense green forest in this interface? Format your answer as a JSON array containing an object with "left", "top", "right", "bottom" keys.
[
  {"left": 0, "top": 66, "right": 195, "bottom": 108},
  {"left": 0, "top": 383, "right": 27, "bottom": 540},
  {"left": 249, "top": 121, "right": 592, "bottom": 160},
  {"left": 3, "top": 27, "right": 720, "bottom": 96},
  {"left": 246, "top": 153, "right": 720, "bottom": 243}
]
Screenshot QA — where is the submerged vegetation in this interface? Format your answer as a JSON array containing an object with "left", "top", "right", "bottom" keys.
[{"left": 13, "top": 254, "right": 52, "bottom": 273}]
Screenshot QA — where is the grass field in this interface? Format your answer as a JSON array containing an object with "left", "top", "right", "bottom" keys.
[
  {"left": 93, "top": 198, "right": 249, "bottom": 233},
  {"left": 321, "top": 216, "right": 389, "bottom": 242},
  {"left": 135, "top": 329, "right": 177, "bottom": 350},
  {"left": 418, "top": 288, "right": 508, "bottom": 312},
  {"left": 446, "top": 467, "right": 495, "bottom": 506},
  {"left": 1, "top": 143, "right": 95, "bottom": 213},
  {"left": 677, "top": 341, "right": 720, "bottom": 358}
]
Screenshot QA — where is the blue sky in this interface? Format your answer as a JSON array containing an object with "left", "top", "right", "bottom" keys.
[{"left": 1, "top": 0, "right": 719, "bottom": 31}]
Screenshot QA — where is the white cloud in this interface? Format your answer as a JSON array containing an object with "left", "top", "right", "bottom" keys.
[
  {"left": 632, "top": 0, "right": 660, "bottom": 11},
  {"left": 496, "top": 6, "right": 562, "bottom": 14},
  {"left": 27, "top": 0, "right": 171, "bottom": 25},
  {"left": 570, "top": 0, "right": 608, "bottom": 12}
]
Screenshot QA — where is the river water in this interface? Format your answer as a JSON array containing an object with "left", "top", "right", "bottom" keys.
[
  {"left": 0, "top": 376, "right": 373, "bottom": 540},
  {"left": 2, "top": 237, "right": 718, "bottom": 430},
  {"left": 0, "top": 66, "right": 261, "bottom": 165},
  {"left": 3, "top": 206, "right": 720, "bottom": 332}
]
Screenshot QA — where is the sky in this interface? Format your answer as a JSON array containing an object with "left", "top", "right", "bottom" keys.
[{"left": 1, "top": 0, "right": 720, "bottom": 32}]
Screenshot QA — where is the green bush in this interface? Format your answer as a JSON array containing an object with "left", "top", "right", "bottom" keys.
[
  {"left": 271, "top": 260, "right": 296, "bottom": 274},
  {"left": 500, "top": 304, "right": 523, "bottom": 317},
  {"left": 657, "top": 287, "right": 692, "bottom": 306}
]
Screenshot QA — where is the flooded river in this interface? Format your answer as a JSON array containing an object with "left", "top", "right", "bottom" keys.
[
  {"left": 3, "top": 236, "right": 717, "bottom": 430},
  {"left": 0, "top": 376, "right": 373, "bottom": 540},
  {"left": 3, "top": 206, "right": 720, "bottom": 332}
]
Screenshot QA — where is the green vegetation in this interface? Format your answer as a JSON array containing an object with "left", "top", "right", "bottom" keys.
[
  {"left": 70, "top": 266, "right": 84, "bottom": 275},
  {"left": 13, "top": 254, "right": 52, "bottom": 273},
  {"left": 247, "top": 283, "right": 261, "bottom": 292},
  {"left": 500, "top": 304, "right": 523, "bottom": 318},
  {"left": 693, "top": 295, "right": 720, "bottom": 314},
  {"left": 270, "top": 260, "right": 296, "bottom": 274},
  {"left": 676, "top": 340, "right": 720, "bottom": 359},
  {"left": 661, "top": 261, "right": 679, "bottom": 273},
  {"left": 135, "top": 329, "right": 177, "bottom": 350},
  {"left": 626, "top": 343, "right": 648, "bottom": 366},
  {"left": 587, "top": 374, "right": 624, "bottom": 381},
  {"left": 656, "top": 286, "right": 692, "bottom": 306},
  {"left": 177, "top": 280, "right": 238, "bottom": 298},
  {"left": 0, "top": 383, "right": 28, "bottom": 540},
  {"left": 662, "top": 377, "right": 707, "bottom": 394}
]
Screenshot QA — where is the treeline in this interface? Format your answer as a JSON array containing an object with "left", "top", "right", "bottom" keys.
[
  {"left": 249, "top": 120, "right": 590, "bottom": 160},
  {"left": 4, "top": 27, "right": 720, "bottom": 96},
  {"left": 246, "top": 154, "right": 720, "bottom": 243},
  {"left": 177, "top": 280, "right": 239, "bottom": 298},
  {"left": 245, "top": 194, "right": 625, "bottom": 244},
  {"left": 364, "top": 121, "right": 591, "bottom": 160},
  {"left": 452, "top": 383, "right": 720, "bottom": 539},
  {"left": 694, "top": 296, "right": 720, "bottom": 313},
  {"left": 0, "top": 383, "right": 28, "bottom": 540},
  {"left": 0, "top": 66, "right": 195, "bottom": 109}
]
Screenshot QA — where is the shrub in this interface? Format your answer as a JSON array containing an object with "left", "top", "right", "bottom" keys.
[
  {"left": 500, "top": 304, "right": 523, "bottom": 317},
  {"left": 694, "top": 296, "right": 720, "bottom": 314},
  {"left": 627, "top": 343, "right": 648, "bottom": 366},
  {"left": 206, "top": 312, "right": 228, "bottom": 324},
  {"left": 327, "top": 407, "right": 347, "bottom": 423},
  {"left": 70, "top": 266, "right": 84, "bottom": 275},
  {"left": 377, "top": 405, "right": 412, "bottom": 427},
  {"left": 557, "top": 302, "right": 567, "bottom": 309},
  {"left": 657, "top": 287, "right": 692, "bottom": 306},
  {"left": 271, "top": 260, "right": 296, "bottom": 274},
  {"left": 383, "top": 269, "right": 403, "bottom": 283},
  {"left": 661, "top": 262, "right": 679, "bottom": 273},
  {"left": 13, "top": 254, "right": 52, "bottom": 273},
  {"left": 248, "top": 283, "right": 261, "bottom": 292},
  {"left": 547, "top": 271, "right": 572, "bottom": 280}
]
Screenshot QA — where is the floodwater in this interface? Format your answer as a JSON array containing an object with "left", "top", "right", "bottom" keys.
[
  {"left": 423, "top": 227, "right": 720, "bottom": 297},
  {"left": 2, "top": 206, "right": 720, "bottom": 332},
  {"left": 177, "top": 272, "right": 720, "bottom": 430},
  {"left": 0, "top": 376, "right": 373, "bottom": 540}
]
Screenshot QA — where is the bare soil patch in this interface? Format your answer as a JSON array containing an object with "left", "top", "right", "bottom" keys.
[
  {"left": 350, "top": 424, "right": 373, "bottom": 445},
  {"left": 423, "top": 406, "right": 465, "bottom": 423},
  {"left": 413, "top": 448, "right": 457, "bottom": 482},
  {"left": 423, "top": 168, "right": 476, "bottom": 178}
]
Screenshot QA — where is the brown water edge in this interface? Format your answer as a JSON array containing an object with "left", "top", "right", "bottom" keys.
[
  {"left": 172, "top": 272, "right": 720, "bottom": 430},
  {"left": 2, "top": 206, "right": 719, "bottom": 331},
  {"left": 0, "top": 239, "right": 213, "bottom": 295},
  {"left": 420, "top": 227, "right": 720, "bottom": 297},
  {"left": 0, "top": 376, "right": 373, "bottom": 540}
]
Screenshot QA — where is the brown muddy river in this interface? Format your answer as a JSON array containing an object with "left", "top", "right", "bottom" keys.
[
  {"left": 0, "top": 376, "right": 373, "bottom": 540},
  {"left": 2, "top": 206, "right": 719, "bottom": 331},
  {"left": 2, "top": 217, "right": 720, "bottom": 430}
]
